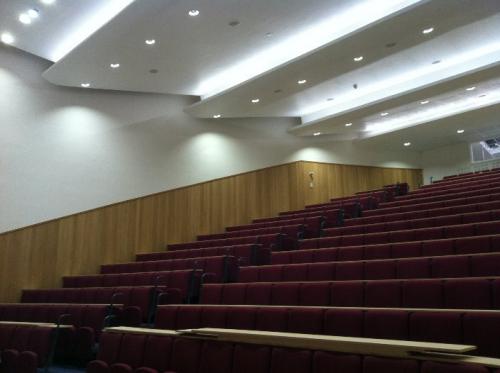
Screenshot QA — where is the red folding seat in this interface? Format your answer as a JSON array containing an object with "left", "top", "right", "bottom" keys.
[
  {"left": 409, "top": 312, "right": 462, "bottom": 344},
  {"left": 312, "top": 248, "right": 338, "bottom": 263},
  {"left": 245, "top": 283, "right": 271, "bottom": 305},
  {"left": 396, "top": 257, "right": 430, "bottom": 279},
  {"left": 238, "top": 267, "right": 260, "bottom": 283},
  {"left": 364, "top": 309, "right": 409, "bottom": 340},
  {"left": 232, "top": 344, "right": 271, "bottom": 373},
  {"left": 365, "top": 280, "right": 401, "bottom": 307},
  {"left": 110, "top": 333, "right": 147, "bottom": 372},
  {"left": 318, "top": 237, "right": 342, "bottom": 249},
  {"left": 364, "top": 260, "right": 396, "bottom": 280},
  {"left": 363, "top": 356, "right": 419, "bottom": 373},
  {"left": 435, "top": 215, "right": 462, "bottom": 227},
  {"left": 222, "top": 283, "right": 247, "bottom": 305},
  {"left": 389, "top": 229, "right": 415, "bottom": 243},
  {"left": 456, "top": 236, "right": 491, "bottom": 255},
  {"left": 282, "top": 264, "right": 308, "bottom": 282},
  {"left": 198, "top": 341, "right": 234, "bottom": 373},
  {"left": 402, "top": 279, "right": 443, "bottom": 308},
  {"left": 172, "top": 306, "right": 201, "bottom": 330},
  {"left": 0, "top": 325, "right": 15, "bottom": 350},
  {"left": 476, "top": 221, "right": 500, "bottom": 235},
  {"left": 427, "top": 207, "right": 452, "bottom": 217},
  {"left": 271, "top": 283, "right": 299, "bottom": 305},
  {"left": 201, "top": 306, "right": 227, "bottom": 328},
  {"left": 339, "top": 226, "right": 365, "bottom": 235},
  {"left": 271, "top": 252, "right": 291, "bottom": 265},
  {"left": 289, "top": 250, "right": 314, "bottom": 264},
  {"left": 340, "top": 235, "right": 364, "bottom": 247},
  {"left": 421, "top": 361, "right": 490, "bottom": 373},
  {"left": 225, "top": 306, "right": 256, "bottom": 330},
  {"left": 391, "top": 242, "right": 422, "bottom": 258},
  {"left": 463, "top": 312, "right": 500, "bottom": 358},
  {"left": 299, "top": 282, "right": 330, "bottom": 306},
  {"left": 170, "top": 339, "right": 202, "bottom": 373},
  {"left": 287, "top": 308, "right": 324, "bottom": 334},
  {"left": 364, "top": 244, "right": 391, "bottom": 260},
  {"left": 470, "top": 253, "right": 500, "bottom": 276},
  {"left": 297, "top": 239, "right": 319, "bottom": 250},
  {"left": 335, "top": 262, "right": 363, "bottom": 281},
  {"left": 200, "top": 284, "right": 223, "bottom": 304},
  {"left": 431, "top": 255, "right": 470, "bottom": 278},
  {"left": 270, "top": 348, "right": 312, "bottom": 373},
  {"left": 421, "top": 239, "right": 454, "bottom": 256},
  {"left": 445, "top": 224, "right": 475, "bottom": 239},
  {"left": 364, "top": 232, "right": 389, "bottom": 245},
  {"left": 463, "top": 211, "right": 492, "bottom": 224},
  {"left": 444, "top": 279, "right": 491, "bottom": 309},
  {"left": 87, "top": 332, "right": 123, "bottom": 373},
  {"left": 313, "top": 351, "right": 362, "bottom": 373},
  {"left": 307, "top": 263, "right": 335, "bottom": 281},
  {"left": 256, "top": 308, "right": 288, "bottom": 332},
  {"left": 337, "top": 246, "right": 363, "bottom": 261},
  {"left": 389, "top": 221, "right": 412, "bottom": 231},
  {"left": 137, "top": 335, "right": 173, "bottom": 373},
  {"left": 330, "top": 281, "right": 363, "bottom": 306},
  {"left": 419, "top": 227, "right": 445, "bottom": 240},
  {"left": 154, "top": 306, "right": 178, "bottom": 329},
  {"left": 411, "top": 218, "right": 432, "bottom": 229}
]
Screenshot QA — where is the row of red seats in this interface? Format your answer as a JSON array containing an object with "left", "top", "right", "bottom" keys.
[
  {"left": 0, "top": 324, "right": 54, "bottom": 373},
  {"left": 135, "top": 244, "right": 270, "bottom": 266},
  {"left": 197, "top": 223, "right": 306, "bottom": 241},
  {"left": 253, "top": 208, "right": 343, "bottom": 225},
  {"left": 281, "top": 201, "right": 361, "bottom": 219},
  {"left": 238, "top": 252, "right": 500, "bottom": 283},
  {"left": 21, "top": 286, "right": 155, "bottom": 324},
  {"left": 0, "top": 304, "right": 113, "bottom": 362},
  {"left": 399, "top": 175, "right": 500, "bottom": 199},
  {"left": 63, "top": 269, "right": 198, "bottom": 303},
  {"left": 99, "top": 255, "right": 237, "bottom": 282},
  {"left": 363, "top": 191, "right": 500, "bottom": 218},
  {"left": 271, "top": 235, "right": 497, "bottom": 265},
  {"left": 154, "top": 305, "right": 500, "bottom": 358},
  {"left": 380, "top": 184, "right": 500, "bottom": 209},
  {"left": 327, "top": 209, "right": 500, "bottom": 237},
  {"left": 299, "top": 221, "right": 500, "bottom": 250},
  {"left": 88, "top": 329, "right": 493, "bottom": 373},
  {"left": 200, "top": 277, "right": 500, "bottom": 309},
  {"left": 433, "top": 168, "right": 500, "bottom": 184},
  {"left": 344, "top": 198, "right": 500, "bottom": 227},
  {"left": 167, "top": 234, "right": 282, "bottom": 252}
]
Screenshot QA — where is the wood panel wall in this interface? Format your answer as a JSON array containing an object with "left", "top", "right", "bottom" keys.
[{"left": 0, "top": 161, "right": 422, "bottom": 302}]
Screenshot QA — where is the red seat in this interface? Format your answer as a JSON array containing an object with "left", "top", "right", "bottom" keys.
[
  {"left": 402, "top": 279, "right": 443, "bottom": 308},
  {"left": 444, "top": 279, "right": 491, "bottom": 309},
  {"left": 397, "top": 258, "right": 431, "bottom": 279},
  {"left": 256, "top": 308, "right": 288, "bottom": 332},
  {"left": 270, "top": 348, "right": 312, "bottom": 373},
  {"left": 409, "top": 312, "right": 462, "bottom": 344},
  {"left": 198, "top": 341, "right": 233, "bottom": 373},
  {"left": 299, "top": 282, "right": 330, "bottom": 306},
  {"left": 330, "top": 281, "right": 363, "bottom": 306},
  {"left": 431, "top": 255, "right": 470, "bottom": 278},
  {"left": 313, "top": 351, "right": 361, "bottom": 373},
  {"left": 364, "top": 280, "right": 401, "bottom": 307},
  {"left": 362, "top": 356, "right": 419, "bottom": 373},
  {"left": 287, "top": 308, "right": 324, "bottom": 334},
  {"left": 364, "top": 309, "right": 409, "bottom": 340},
  {"left": 421, "top": 361, "right": 490, "bottom": 373},
  {"left": 323, "top": 309, "right": 363, "bottom": 337},
  {"left": 232, "top": 344, "right": 271, "bottom": 373}
]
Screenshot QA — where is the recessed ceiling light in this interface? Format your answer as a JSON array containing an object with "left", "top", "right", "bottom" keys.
[
  {"left": 1, "top": 32, "right": 14, "bottom": 45},
  {"left": 298, "top": 79, "right": 307, "bottom": 85},
  {"left": 327, "top": 98, "right": 334, "bottom": 101},
  {"left": 479, "top": 94, "right": 487, "bottom": 98},
  {"left": 353, "top": 56, "right": 364, "bottom": 62},
  {"left": 145, "top": 39, "right": 156, "bottom": 45},
  {"left": 213, "top": 114, "right": 222, "bottom": 119},
  {"left": 39, "top": 0, "right": 55, "bottom": 4},
  {"left": 110, "top": 63, "right": 120, "bottom": 69},
  {"left": 381, "top": 112, "right": 389, "bottom": 116},
  {"left": 345, "top": 123, "right": 353, "bottom": 127},
  {"left": 420, "top": 100, "right": 429, "bottom": 105},
  {"left": 251, "top": 98, "right": 260, "bottom": 103},
  {"left": 80, "top": 83, "right": 90, "bottom": 88},
  {"left": 422, "top": 27, "right": 434, "bottom": 34},
  {"left": 385, "top": 42, "right": 397, "bottom": 48},
  {"left": 313, "top": 132, "right": 321, "bottom": 136},
  {"left": 265, "top": 32, "right": 273, "bottom": 37},
  {"left": 274, "top": 89, "right": 282, "bottom": 94},
  {"left": 229, "top": 20, "right": 240, "bottom": 27},
  {"left": 457, "top": 129, "right": 465, "bottom": 134},
  {"left": 28, "top": 9, "right": 40, "bottom": 18},
  {"left": 466, "top": 86, "right": 476, "bottom": 91},
  {"left": 19, "top": 13, "right": 32, "bottom": 24},
  {"left": 404, "top": 142, "right": 411, "bottom": 147},
  {"left": 188, "top": 9, "right": 200, "bottom": 17},
  {"left": 149, "top": 69, "right": 159, "bottom": 74},
  {"left": 432, "top": 60, "right": 441, "bottom": 64}
]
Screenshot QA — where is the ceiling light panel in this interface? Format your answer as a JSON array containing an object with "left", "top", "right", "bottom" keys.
[{"left": 196, "top": 0, "right": 424, "bottom": 98}]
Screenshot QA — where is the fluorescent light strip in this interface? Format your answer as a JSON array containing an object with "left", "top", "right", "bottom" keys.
[
  {"left": 300, "top": 41, "right": 500, "bottom": 118},
  {"left": 196, "top": 0, "right": 423, "bottom": 98},
  {"left": 364, "top": 89, "right": 500, "bottom": 136},
  {"left": 49, "top": 0, "right": 135, "bottom": 62}
]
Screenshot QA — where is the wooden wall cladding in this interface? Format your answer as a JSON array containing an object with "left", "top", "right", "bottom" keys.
[{"left": 0, "top": 161, "right": 421, "bottom": 302}]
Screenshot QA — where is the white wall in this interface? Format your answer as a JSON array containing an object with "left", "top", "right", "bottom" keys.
[
  {"left": 0, "top": 45, "right": 421, "bottom": 233},
  {"left": 420, "top": 142, "right": 473, "bottom": 184}
]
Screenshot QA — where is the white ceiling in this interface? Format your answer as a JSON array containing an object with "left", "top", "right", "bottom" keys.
[{"left": 1, "top": 0, "right": 500, "bottom": 148}]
